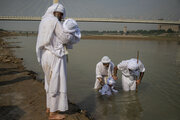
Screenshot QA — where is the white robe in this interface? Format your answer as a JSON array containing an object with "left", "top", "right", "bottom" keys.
[
  {"left": 117, "top": 58, "right": 145, "bottom": 91},
  {"left": 36, "top": 7, "right": 79, "bottom": 112},
  {"left": 94, "top": 62, "right": 114, "bottom": 89}
]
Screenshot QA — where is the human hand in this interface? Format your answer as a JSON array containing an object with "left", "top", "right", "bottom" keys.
[
  {"left": 112, "top": 75, "right": 118, "bottom": 80},
  {"left": 136, "top": 79, "right": 141, "bottom": 85},
  {"left": 98, "top": 78, "right": 104, "bottom": 86},
  {"left": 100, "top": 81, "right": 104, "bottom": 86}
]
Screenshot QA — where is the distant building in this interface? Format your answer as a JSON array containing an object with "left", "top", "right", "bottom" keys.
[
  {"left": 123, "top": 26, "right": 127, "bottom": 35},
  {"left": 158, "top": 24, "right": 180, "bottom": 32}
]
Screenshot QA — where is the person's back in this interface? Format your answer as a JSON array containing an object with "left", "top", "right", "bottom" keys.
[{"left": 118, "top": 58, "right": 145, "bottom": 79}]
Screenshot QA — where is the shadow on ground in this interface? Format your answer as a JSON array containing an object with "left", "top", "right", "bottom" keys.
[{"left": 0, "top": 105, "right": 25, "bottom": 120}]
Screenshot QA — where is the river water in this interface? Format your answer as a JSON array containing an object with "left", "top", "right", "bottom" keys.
[{"left": 4, "top": 36, "right": 180, "bottom": 120}]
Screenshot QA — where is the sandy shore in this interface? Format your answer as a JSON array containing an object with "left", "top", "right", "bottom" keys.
[{"left": 0, "top": 31, "right": 91, "bottom": 120}]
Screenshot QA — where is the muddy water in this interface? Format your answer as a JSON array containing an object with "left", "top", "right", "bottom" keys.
[{"left": 5, "top": 36, "right": 180, "bottom": 120}]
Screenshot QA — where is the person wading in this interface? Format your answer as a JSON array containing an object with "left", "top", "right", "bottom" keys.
[
  {"left": 36, "top": 3, "right": 81, "bottom": 120},
  {"left": 94, "top": 56, "right": 117, "bottom": 90},
  {"left": 113, "top": 58, "right": 145, "bottom": 91}
]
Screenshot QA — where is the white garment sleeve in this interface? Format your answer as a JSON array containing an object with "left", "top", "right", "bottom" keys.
[
  {"left": 96, "top": 63, "right": 102, "bottom": 78},
  {"left": 110, "top": 62, "right": 115, "bottom": 74},
  {"left": 65, "top": 35, "right": 80, "bottom": 49},
  {"left": 54, "top": 22, "right": 73, "bottom": 44}
]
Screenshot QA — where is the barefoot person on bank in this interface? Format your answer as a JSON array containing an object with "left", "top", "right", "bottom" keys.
[{"left": 36, "top": 3, "right": 80, "bottom": 119}]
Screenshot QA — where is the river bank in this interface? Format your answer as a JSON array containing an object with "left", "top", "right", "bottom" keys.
[{"left": 0, "top": 31, "right": 91, "bottom": 120}]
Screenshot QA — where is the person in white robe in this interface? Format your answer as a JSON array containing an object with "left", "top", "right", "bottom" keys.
[
  {"left": 36, "top": 3, "right": 81, "bottom": 119},
  {"left": 113, "top": 58, "right": 145, "bottom": 91},
  {"left": 99, "top": 77, "right": 118, "bottom": 96},
  {"left": 94, "top": 56, "right": 115, "bottom": 89}
]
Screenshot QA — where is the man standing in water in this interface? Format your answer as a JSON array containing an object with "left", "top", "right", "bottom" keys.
[
  {"left": 36, "top": 3, "right": 81, "bottom": 119},
  {"left": 94, "top": 56, "right": 116, "bottom": 89},
  {"left": 113, "top": 58, "right": 145, "bottom": 91}
]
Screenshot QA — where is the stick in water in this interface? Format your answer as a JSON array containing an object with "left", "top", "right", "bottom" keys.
[{"left": 136, "top": 50, "right": 139, "bottom": 92}]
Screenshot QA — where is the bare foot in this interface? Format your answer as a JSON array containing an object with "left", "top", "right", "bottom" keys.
[
  {"left": 46, "top": 108, "right": 50, "bottom": 114},
  {"left": 49, "top": 113, "right": 66, "bottom": 120}
]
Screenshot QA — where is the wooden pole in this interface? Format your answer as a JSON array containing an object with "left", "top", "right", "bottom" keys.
[
  {"left": 53, "top": 0, "right": 59, "bottom": 4},
  {"left": 137, "top": 50, "right": 139, "bottom": 64}
]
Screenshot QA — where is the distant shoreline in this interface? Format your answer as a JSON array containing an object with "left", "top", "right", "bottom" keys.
[
  {"left": 15, "top": 33, "right": 180, "bottom": 41},
  {"left": 1, "top": 30, "right": 179, "bottom": 41},
  {"left": 81, "top": 34, "right": 180, "bottom": 41}
]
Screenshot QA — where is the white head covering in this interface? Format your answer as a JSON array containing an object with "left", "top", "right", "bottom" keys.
[
  {"left": 127, "top": 60, "right": 139, "bottom": 70},
  {"left": 63, "top": 18, "right": 81, "bottom": 39},
  {"left": 107, "top": 77, "right": 116, "bottom": 85},
  {"left": 101, "top": 56, "right": 111, "bottom": 63},
  {"left": 42, "top": 3, "right": 66, "bottom": 19}
]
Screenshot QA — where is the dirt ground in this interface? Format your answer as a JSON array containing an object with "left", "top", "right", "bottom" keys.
[{"left": 0, "top": 31, "right": 91, "bottom": 120}]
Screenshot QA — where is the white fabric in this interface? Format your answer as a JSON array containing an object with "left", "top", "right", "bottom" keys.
[
  {"left": 63, "top": 19, "right": 81, "bottom": 50},
  {"left": 122, "top": 75, "right": 136, "bottom": 91},
  {"left": 101, "top": 56, "right": 111, "bottom": 63},
  {"left": 117, "top": 58, "right": 145, "bottom": 91},
  {"left": 94, "top": 61, "right": 114, "bottom": 89},
  {"left": 99, "top": 84, "right": 118, "bottom": 96},
  {"left": 107, "top": 77, "right": 115, "bottom": 85},
  {"left": 94, "top": 76, "right": 108, "bottom": 90},
  {"left": 41, "top": 50, "right": 68, "bottom": 112},
  {"left": 117, "top": 58, "right": 145, "bottom": 77},
  {"left": 127, "top": 60, "right": 139, "bottom": 70},
  {"left": 99, "top": 85, "right": 112, "bottom": 96},
  {"left": 36, "top": 3, "right": 66, "bottom": 63},
  {"left": 63, "top": 19, "right": 81, "bottom": 39},
  {"left": 43, "top": 3, "right": 66, "bottom": 19},
  {"left": 36, "top": 3, "right": 80, "bottom": 112}
]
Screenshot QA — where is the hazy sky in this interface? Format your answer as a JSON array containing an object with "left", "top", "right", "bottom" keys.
[{"left": 0, "top": 0, "right": 180, "bottom": 31}]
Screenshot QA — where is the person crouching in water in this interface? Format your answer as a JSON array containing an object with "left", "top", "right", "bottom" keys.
[
  {"left": 36, "top": 3, "right": 81, "bottom": 119},
  {"left": 99, "top": 77, "right": 118, "bottom": 96},
  {"left": 94, "top": 56, "right": 116, "bottom": 90},
  {"left": 113, "top": 58, "right": 145, "bottom": 91}
]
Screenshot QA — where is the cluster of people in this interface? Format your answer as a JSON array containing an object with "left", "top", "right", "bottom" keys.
[
  {"left": 36, "top": 2, "right": 145, "bottom": 120},
  {"left": 94, "top": 56, "right": 145, "bottom": 95}
]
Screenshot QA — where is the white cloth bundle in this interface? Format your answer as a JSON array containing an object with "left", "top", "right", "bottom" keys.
[
  {"left": 99, "top": 77, "right": 118, "bottom": 96},
  {"left": 63, "top": 18, "right": 81, "bottom": 49}
]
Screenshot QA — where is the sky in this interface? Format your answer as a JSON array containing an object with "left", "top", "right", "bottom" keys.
[{"left": 0, "top": 0, "right": 180, "bottom": 31}]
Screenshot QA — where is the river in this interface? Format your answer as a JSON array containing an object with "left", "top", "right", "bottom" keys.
[{"left": 4, "top": 36, "right": 180, "bottom": 120}]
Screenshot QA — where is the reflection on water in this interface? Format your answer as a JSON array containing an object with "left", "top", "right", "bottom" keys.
[
  {"left": 5, "top": 36, "right": 180, "bottom": 120},
  {"left": 95, "top": 92, "right": 143, "bottom": 120}
]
